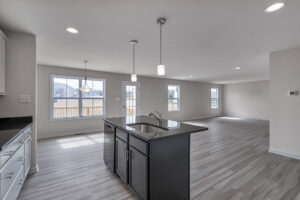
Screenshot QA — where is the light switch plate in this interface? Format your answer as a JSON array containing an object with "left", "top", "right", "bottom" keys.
[{"left": 19, "top": 95, "right": 31, "bottom": 103}]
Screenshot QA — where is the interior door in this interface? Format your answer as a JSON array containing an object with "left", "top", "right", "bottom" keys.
[{"left": 122, "top": 81, "right": 140, "bottom": 117}]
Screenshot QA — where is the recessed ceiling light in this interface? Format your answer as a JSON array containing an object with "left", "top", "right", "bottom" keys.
[
  {"left": 234, "top": 67, "right": 241, "bottom": 70},
  {"left": 189, "top": 75, "right": 193, "bottom": 78},
  {"left": 66, "top": 27, "right": 79, "bottom": 34},
  {"left": 265, "top": 2, "right": 285, "bottom": 13}
]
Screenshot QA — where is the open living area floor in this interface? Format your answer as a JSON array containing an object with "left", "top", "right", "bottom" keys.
[{"left": 18, "top": 117, "right": 300, "bottom": 200}]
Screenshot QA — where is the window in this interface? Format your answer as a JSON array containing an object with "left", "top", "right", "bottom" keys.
[
  {"left": 168, "top": 85, "right": 180, "bottom": 111},
  {"left": 51, "top": 75, "right": 105, "bottom": 119},
  {"left": 211, "top": 88, "right": 219, "bottom": 109}
]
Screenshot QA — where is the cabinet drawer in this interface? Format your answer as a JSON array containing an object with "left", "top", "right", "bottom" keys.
[
  {"left": 0, "top": 145, "right": 25, "bottom": 199},
  {"left": 116, "top": 128, "right": 128, "bottom": 142},
  {"left": 23, "top": 126, "right": 32, "bottom": 138},
  {"left": 3, "top": 166, "right": 24, "bottom": 200},
  {"left": 129, "top": 135, "right": 148, "bottom": 155},
  {"left": 0, "top": 132, "right": 25, "bottom": 168}
]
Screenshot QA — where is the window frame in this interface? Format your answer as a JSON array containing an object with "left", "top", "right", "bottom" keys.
[
  {"left": 168, "top": 84, "right": 180, "bottom": 112},
  {"left": 210, "top": 88, "right": 219, "bottom": 109},
  {"left": 50, "top": 74, "right": 106, "bottom": 120}
]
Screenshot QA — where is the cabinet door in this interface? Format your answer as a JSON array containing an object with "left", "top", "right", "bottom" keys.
[
  {"left": 24, "top": 136, "right": 31, "bottom": 176},
  {"left": 115, "top": 137, "right": 128, "bottom": 183},
  {"left": 129, "top": 147, "right": 148, "bottom": 200},
  {"left": 0, "top": 33, "right": 5, "bottom": 94}
]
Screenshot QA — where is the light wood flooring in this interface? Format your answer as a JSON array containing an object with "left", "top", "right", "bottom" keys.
[{"left": 18, "top": 117, "right": 300, "bottom": 200}]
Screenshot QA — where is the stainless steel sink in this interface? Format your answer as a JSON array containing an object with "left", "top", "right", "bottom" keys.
[{"left": 129, "top": 123, "right": 168, "bottom": 133}]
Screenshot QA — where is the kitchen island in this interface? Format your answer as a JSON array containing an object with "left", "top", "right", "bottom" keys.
[{"left": 103, "top": 115, "right": 208, "bottom": 200}]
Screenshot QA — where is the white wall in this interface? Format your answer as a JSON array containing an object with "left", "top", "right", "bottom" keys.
[
  {"left": 223, "top": 80, "right": 270, "bottom": 120},
  {"left": 269, "top": 46, "right": 300, "bottom": 159},
  {"left": 37, "top": 64, "right": 222, "bottom": 139},
  {"left": 0, "top": 30, "right": 38, "bottom": 172}
]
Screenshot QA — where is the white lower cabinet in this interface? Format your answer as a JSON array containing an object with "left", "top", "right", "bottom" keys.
[
  {"left": 3, "top": 166, "right": 24, "bottom": 200},
  {"left": 0, "top": 30, "right": 6, "bottom": 95},
  {"left": 0, "top": 126, "right": 31, "bottom": 200},
  {"left": 24, "top": 137, "right": 31, "bottom": 176}
]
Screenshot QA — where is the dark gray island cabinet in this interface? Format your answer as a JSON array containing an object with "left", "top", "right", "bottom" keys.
[{"left": 103, "top": 116, "right": 208, "bottom": 200}]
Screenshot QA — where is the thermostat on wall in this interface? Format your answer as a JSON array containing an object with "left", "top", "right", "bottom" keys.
[{"left": 288, "top": 90, "right": 299, "bottom": 96}]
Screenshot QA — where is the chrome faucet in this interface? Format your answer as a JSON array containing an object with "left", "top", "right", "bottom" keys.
[{"left": 149, "top": 111, "right": 162, "bottom": 126}]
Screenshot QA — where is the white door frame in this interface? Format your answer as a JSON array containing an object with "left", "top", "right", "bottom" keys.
[{"left": 121, "top": 81, "right": 140, "bottom": 117}]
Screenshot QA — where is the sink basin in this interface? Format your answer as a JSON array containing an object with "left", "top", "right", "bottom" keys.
[{"left": 129, "top": 123, "right": 168, "bottom": 133}]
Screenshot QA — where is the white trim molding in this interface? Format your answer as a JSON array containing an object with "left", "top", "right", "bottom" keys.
[
  {"left": 29, "top": 164, "right": 39, "bottom": 174},
  {"left": 269, "top": 148, "right": 300, "bottom": 161},
  {"left": 38, "top": 128, "right": 103, "bottom": 140}
]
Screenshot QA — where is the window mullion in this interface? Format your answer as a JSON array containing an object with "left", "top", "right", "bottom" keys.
[{"left": 79, "top": 78, "right": 83, "bottom": 117}]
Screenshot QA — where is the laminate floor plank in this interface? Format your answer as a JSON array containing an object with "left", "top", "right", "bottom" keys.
[{"left": 18, "top": 117, "right": 300, "bottom": 200}]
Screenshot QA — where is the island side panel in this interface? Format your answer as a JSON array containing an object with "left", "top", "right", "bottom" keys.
[{"left": 149, "top": 134, "right": 190, "bottom": 200}]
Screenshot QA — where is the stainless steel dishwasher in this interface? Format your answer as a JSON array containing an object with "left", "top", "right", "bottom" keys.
[{"left": 103, "top": 122, "right": 115, "bottom": 172}]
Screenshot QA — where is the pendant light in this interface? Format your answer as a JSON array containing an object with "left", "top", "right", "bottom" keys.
[
  {"left": 80, "top": 60, "right": 91, "bottom": 93},
  {"left": 130, "top": 40, "right": 138, "bottom": 82},
  {"left": 157, "top": 17, "right": 166, "bottom": 76}
]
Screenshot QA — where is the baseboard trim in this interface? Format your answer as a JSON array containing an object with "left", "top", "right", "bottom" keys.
[
  {"left": 181, "top": 115, "right": 221, "bottom": 122},
  {"left": 38, "top": 128, "right": 103, "bottom": 139},
  {"left": 29, "top": 164, "right": 39, "bottom": 174},
  {"left": 269, "top": 148, "right": 300, "bottom": 160},
  {"left": 223, "top": 115, "right": 269, "bottom": 121}
]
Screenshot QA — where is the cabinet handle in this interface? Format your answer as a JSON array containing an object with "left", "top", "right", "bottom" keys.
[
  {"left": 126, "top": 149, "right": 129, "bottom": 161},
  {"left": 3, "top": 174, "right": 13, "bottom": 179},
  {"left": 3, "top": 151, "right": 14, "bottom": 156},
  {"left": 106, "top": 124, "right": 112, "bottom": 129},
  {"left": 124, "top": 148, "right": 129, "bottom": 161},
  {"left": 19, "top": 179, "right": 24, "bottom": 185},
  {"left": 18, "top": 157, "right": 24, "bottom": 162}
]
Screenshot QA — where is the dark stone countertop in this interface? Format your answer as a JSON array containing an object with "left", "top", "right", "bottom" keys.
[
  {"left": 103, "top": 115, "right": 208, "bottom": 141},
  {"left": 0, "top": 116, "right": 32, "bottom": 150}
]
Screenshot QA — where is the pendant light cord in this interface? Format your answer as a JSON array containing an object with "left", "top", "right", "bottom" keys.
[
  {"left": 133, "top": 42, "right": 135, "bottom": 74},
  {"left": 160, "top": 22, "right": 162, "bottom": 65},
  {"left": 84, "top": 60, "right": 87, "bottom": 81}
]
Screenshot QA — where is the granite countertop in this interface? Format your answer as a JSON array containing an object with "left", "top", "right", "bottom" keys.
[
  {"left": 0, "top": 116, "right": 32, "bottom": 150},
  {"left": 103, "top": 115, "right": 208, "bottom": 141}
]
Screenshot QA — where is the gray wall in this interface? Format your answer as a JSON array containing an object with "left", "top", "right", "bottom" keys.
[
  {"left": 0, "top": 30, "right": 38, "bottom": 172},
  {"left": 38, "top": 64, "right": 222, "bottom": 139},
  {"left": 223, "top": 80, "right": 270, "bottom": 120},
  {"left": 270, "top": 46, "right": 300, "bottom": 158}
]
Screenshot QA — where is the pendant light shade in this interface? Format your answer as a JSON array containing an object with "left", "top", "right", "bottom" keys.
[
  {"left": 130, "top": 40, "right": 138, "bottom": 82},
  {"left": 157, "top": 64, "right": 165, "bottom": 76},
  {"left": 157, "top": 18, "right": 166, "bottom": 76},
  {"left": 131, "top": 73, "right": 137, "bottom": 82},
  {"left": 80, "top": 60, "right": 91, "bottom": 93}
]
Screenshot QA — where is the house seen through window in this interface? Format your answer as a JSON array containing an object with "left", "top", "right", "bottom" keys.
[{"left": 51, "top": 75, "right": 105, "bottom": 119}]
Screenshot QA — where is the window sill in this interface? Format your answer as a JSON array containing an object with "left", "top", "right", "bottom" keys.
[
  {"left": 50, "top": 115, "right": 105, "bottom": 122},
  {"left": 168, "top": 110, "right": 180, "bottom": 112}
]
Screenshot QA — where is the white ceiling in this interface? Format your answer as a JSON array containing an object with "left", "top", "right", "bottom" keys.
[{"left": 0, "top": 0, "right": 300, "bottom": 83}]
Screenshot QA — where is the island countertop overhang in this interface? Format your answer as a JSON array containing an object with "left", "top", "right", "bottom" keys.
[{"left": 103, "top": 115, "right": 208, "bottom": 142}]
